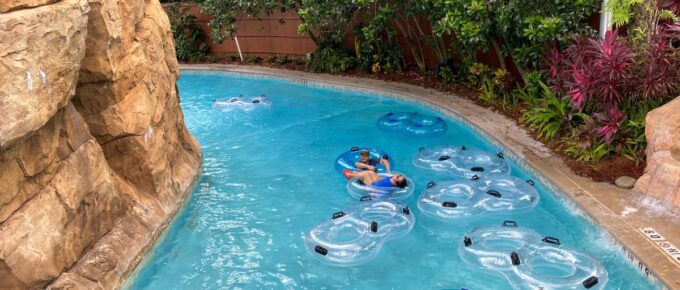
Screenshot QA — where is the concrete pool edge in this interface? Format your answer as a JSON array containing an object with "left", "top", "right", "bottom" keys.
[{"left": 179, "top": 64, "right": 679, "bottom": 289}]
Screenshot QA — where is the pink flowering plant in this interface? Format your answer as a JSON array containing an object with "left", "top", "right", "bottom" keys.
[{"left": 546, "top": 29, "right": 679, "bottom": 163}]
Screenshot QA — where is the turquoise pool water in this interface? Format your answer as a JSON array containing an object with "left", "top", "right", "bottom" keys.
[{"left": 127, "top": 71, "right": 658, "bottom": 289}]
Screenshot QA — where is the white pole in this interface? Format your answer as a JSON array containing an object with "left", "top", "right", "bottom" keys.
[
  {"left": 234, "top": 36, "right": 244, "bottom": 61},
  {"left": 600, "top": 0, "right": 612, "bottom": 39}
]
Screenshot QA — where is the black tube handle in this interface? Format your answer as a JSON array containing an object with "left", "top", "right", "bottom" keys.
[
  {"left": 502, "top": 220, "right": 518, "bottom": 227},
  {"left": 427, "top": 181, "right": 436, "bottom": 189},
  {"left": 332, "top": 211, "right": 345, "bottom": 219},
  {"left": 360, "top": 196, "right": 372, "bottom": 202},
  {"left": 486, "top": 190, "right": 502, "bottom": 198},
  {"left": 315, "top": 245, "right": 328, "bottom": 256},
  {"left": 583, "top": 276, "right": 599, "bottom": 289},
  {"left": 442, "top": 201, "right": 458, "bottom": 208},
  {"left": 542, "top": 236, "right": 561, "bottom": 245}
]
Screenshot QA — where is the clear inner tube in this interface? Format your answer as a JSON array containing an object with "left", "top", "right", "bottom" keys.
[
  {"left": 212, "top": 95, "right": 272, "bottom": 111},
  {"left": 459, "top": 222, "right": 608, "bottom": 289},
  {"left": 376, "top": 112, "right": 447, "bottom": 138},
  {"left": 334, "top": 147, "right": 392, "bottom": 175},
  {"left": 417, "top": 174, "right": 539, "bottom": 223},
  {"left": 413, "top": 145, "right": 509, "bottom": 178},
  {"left": 346, "top": 172, "right": 415, "bottom": 201},
  {"left": 304, "top": 200, "right": 415, "bottom": 267}
]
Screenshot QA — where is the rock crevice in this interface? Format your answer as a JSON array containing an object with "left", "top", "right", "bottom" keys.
[{"left": 0, "top": 0, "right": 202, "bottom": 288}]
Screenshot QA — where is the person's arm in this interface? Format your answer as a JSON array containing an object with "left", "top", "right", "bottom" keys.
[
  {"left": 355, "top": 161, "right": 375, "bottom": 171},
  {"left": 381, "top": 157, "right": 391, "bottom": 173}
]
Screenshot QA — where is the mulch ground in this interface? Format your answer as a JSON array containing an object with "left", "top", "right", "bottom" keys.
[{"left": 185, "top": 58, "right": 645, "bottom": 183}]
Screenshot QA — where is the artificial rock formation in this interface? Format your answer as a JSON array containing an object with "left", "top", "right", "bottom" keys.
[
  {"left": 635, "top": 97, "right": 680, "bottom": 208},
  {"left": 0, "top": 0, "right": 202, "bottom": 288}
]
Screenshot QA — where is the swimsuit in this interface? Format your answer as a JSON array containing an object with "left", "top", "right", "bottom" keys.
[{"left": 372, "top": 177, "right": 394, "bottom": 188}]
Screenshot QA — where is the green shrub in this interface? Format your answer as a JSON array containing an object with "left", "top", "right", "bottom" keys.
[
  {"left": 521, "top": 81, "right": 586, "bottom": 141},
  {"left": 564, "top": 141, "right": 612, "bottom": 166},
  {"left": 167, "top": 3, "right": 209, "bottom": 62},
  {"left": 433, "top": 0, "right": 599, "bottom": 81},
  {"left": 355, "top": 6, "right": 404, "bottom": 74},
  {"left": 466, "top": 62, "right": 492, "bottom": 87},
  {"left": 439, "top": 66, "right": 455, "bottom": 84},
  {"left": 244, "top": 56, "right": 261, "bottom": 63},
  {"left": 276, "top": 54, "right": 289, "bottom": 65},
  {"left": 306, "top": 46, "right": 356, "bottom": 74},
  {"left": 479, "top": 77, "right": 498, "bottom": 104},
  {"left": 617, "top": 117, "right": 647, "bottom": 163},
  {"left": 265, "top": 55, "right": 278, "bottom": 63}
]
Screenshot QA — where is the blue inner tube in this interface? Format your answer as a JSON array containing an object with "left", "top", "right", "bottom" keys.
[
  {"left": 346, "top": 172, "right": 415, "bottom": 201},
  {"left": 417, "top": 174, "right": 539, "bottom": 223},
  {"left": 376, "top": 112, "right": 447, "bottom": 138},
  {"left": 459, "top": 222, "right": 608, "bottom": 289},
  {"left": 304, "top": 200, "right": 415, "bottom": 267},
  {"left": 334, "top": 147, "right": 392, "bottom": 175},
  {"left": 413, "top": 145, "right": 509, "bottom": 178}
]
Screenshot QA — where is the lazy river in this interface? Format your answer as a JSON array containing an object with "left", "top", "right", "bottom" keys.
[{"left": 126, "top": 71, "right": 658, "bottom": 289}]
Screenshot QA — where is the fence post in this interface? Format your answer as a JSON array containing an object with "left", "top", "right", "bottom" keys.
[{"left": 235, "top": 36, "right": 244, "bottom": 61}]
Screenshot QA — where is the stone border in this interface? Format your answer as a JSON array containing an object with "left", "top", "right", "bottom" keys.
[{"left": 177, "top": 64, "right": 680, "bottom": 289}]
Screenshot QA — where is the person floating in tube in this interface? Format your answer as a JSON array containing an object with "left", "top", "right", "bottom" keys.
[
  {"left": 342, "top": 170, "right": 408, "bottom": 189},
  {"left": 355, "top": 149, "right": 391, "bottom": 173}
]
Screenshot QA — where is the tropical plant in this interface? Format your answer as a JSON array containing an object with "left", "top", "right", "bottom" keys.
[
  {"left": 606, "top": 0, "right": 680, "bottom": 42},
  {"left": 306, "top": 46, "right": 357, "bottom": 74},
  {"left": 199, "top": 0, "right": 364, "bottom": 47},
  {"left": 564, "top": 140, "right": 612, "bottom": 166},
  {"left": 433, "top": 0, "right": 498, "bottom": 66},
  {"left": 521, "top": 81, "right": 585, "bottom": 141},
  {"left": 200, "top": 0, "right": 291, "bottom": 43},
  {"left": 479, "top": 77, "right": 498, "bottom": 104},
  {"left": 466, "top": 62, "right": 492, "bottom": 87},
  {"left": 439, "top": 66, "right": 455, "bottom": 84},
  {"left": 297, "top": 0, "right": 369, "bottom": 47},
  {"left": 432, "top": 0, "right": 599, "bottom": 82},
  {"left": 167, "top": 3, "right": 209, "bottom": 61},
  {"left": 244, "top": 56, "right": 261, "bottom": 63},
  {"left": 389, "top": 0, "right": 451, "bottom": 71},
  {"left": 547, "top": 29, "right": 679, "bottom": 146},
  {"left": 617, "top": 116, "right": 647, "bottom": 163},
  {"left": 356, "top": 5, "right": 404, "bottom": 73}
]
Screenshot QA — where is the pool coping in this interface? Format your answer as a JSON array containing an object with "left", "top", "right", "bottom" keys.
[{"left": 179, "top": 64, "right": 680, "bottom": 290}]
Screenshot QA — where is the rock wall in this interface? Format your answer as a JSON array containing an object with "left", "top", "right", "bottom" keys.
[
  {"left": 635, "top": 97, "right": 680, "bottom": 208},
  {"left": 0, "top": 0, "right": 202, "bottom": 288}
]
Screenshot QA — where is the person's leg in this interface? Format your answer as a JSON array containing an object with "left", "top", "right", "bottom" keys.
[
  {"left": 345, "top": 170, "right": 380, "bottom": 184},
  {"left": 344, "top": 170, "right": 370, "bottom": 179}
]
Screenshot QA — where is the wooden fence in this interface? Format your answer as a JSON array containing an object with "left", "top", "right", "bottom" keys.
[
  {"left": 170, "top": 4, "right": 601, "bottom": 71},
  {"left": 176, "top": 4, "right": 316, "bottom": 57}
]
